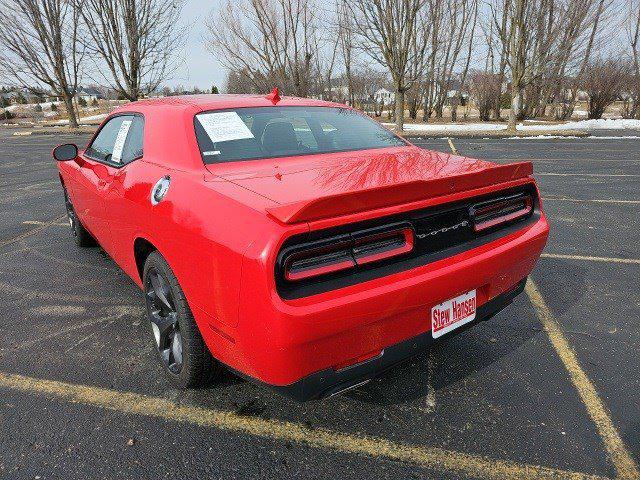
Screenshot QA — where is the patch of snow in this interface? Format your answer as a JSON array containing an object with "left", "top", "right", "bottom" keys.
[
  {"left": 386, "top": 118, "right": 640, "bottom": 134},
  {"left": 504, "top": 135, "right": 581, "bottom": 139},
  {"left": 519, "top": 118, "right": 640, "bottom": 131},
  {"left": 55, "top": 113, "right": 107, "bottom": 124},
  {"left": 587, "top": 135, "right": 640, "bottom": 139},
  {"left": 4, "top": 101, "right": 60, "bottom": 111},
  {"left": 384, "top": 122, "right": 506, "bottom": 132}
]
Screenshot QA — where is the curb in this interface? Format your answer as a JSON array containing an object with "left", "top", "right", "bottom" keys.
[
  {"left": 13, "top": 127, "right": 96, "bottom": 136},
  {"left": 400, "top": 129, "right": 589, "bottom": 139}
]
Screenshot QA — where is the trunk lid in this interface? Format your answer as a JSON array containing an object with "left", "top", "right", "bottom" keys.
[{"left": 205, "top": 146, "right": 532, "bottom": 224}]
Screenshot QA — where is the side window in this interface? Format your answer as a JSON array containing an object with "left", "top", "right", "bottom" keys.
[
  {"left": 120, "top": 116, "right": 144, "bottom": 163},
  {"left": 85, "top": 115, "right": 144, "bottom": 165}
]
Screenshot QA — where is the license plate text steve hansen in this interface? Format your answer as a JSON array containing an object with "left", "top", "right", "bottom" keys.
[{"left": 431, "top": 290, "right": 477, "bottom": 338}]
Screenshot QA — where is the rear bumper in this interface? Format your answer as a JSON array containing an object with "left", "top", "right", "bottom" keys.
[{"left": 270, "top": 277, "right": 527, "bottom": 401}]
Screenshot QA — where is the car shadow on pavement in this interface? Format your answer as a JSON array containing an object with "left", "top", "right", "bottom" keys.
[
  {"left": 531, "top": 257, "right": 589, "bottom": 317},
  {"left": 345, "top": 259, "right": 588, "bottom": 407}
]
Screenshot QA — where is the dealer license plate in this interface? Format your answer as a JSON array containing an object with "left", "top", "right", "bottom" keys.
[{"left": 431, "top": 290, "right": 477, "bottom": 338}]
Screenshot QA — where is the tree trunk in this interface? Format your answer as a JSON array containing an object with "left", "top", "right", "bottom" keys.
[
  {"left": 409, "top": 97, "right": 418, "bottom": 119},
  {"left": 63, "top": 92, "right": 79, "bottom": 128},
  {"left": 508, "top": 84, "right": 521, "bottom": 133},
  {"left": 450, "top": 96, "right": 459, "bottom": 122},
  {"left": 422, "top": 96, "right": 430, "bottom": 122},
  {"left": 395, "top": 88, "right": 405, "bottom": 132}
]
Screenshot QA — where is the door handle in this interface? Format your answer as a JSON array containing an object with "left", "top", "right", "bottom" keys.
[{"left": 98, "top": 179, "right": 107, "bottom": 187}]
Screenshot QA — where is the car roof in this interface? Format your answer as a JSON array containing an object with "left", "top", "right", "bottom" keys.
[
  {"left": 113, "top": 94, "right": 349, "bottom": 114},
  {"left": 106, "top": 94, "right": 355, "bottom": 172}
]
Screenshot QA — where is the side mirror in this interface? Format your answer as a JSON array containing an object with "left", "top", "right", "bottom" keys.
[{"left": 53, "top": 143, "right": 78, "bottom": 162}]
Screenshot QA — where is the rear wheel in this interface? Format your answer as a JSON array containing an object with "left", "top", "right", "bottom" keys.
[
  {"left": 143, "top": 251, "right": 222, "bottom": 388},
  {"left": 63, "top": 187, "right": 95, "bottom": 247}
]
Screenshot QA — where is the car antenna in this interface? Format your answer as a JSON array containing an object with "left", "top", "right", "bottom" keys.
[{"left": 266, "top": 87, "right": 280, "bottom": 105}]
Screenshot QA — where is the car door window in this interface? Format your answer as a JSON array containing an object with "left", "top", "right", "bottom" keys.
[
  {"left": 120, "top": 116, "right": 144, "bottom": 163},
  {"left": 85, "top": 115, "right": 144, "bottom": 165}
]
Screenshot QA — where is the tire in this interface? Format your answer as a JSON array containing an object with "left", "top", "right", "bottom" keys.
[
  {"left": 143, "top": 251, "right": 222, "bottom": 388},
  {"left": 62, "top": 187, "right": 96, "bottom": 247}
]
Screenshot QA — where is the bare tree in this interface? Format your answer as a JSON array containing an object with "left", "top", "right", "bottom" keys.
[
  {"left": 0, "top": 0, "right": 83, "bottom": 127},
  {"left": 490, "top": 0, "right": 613, "bottom": 129},
  {"left": 205, "top": 0, "right": 321, "bottom": 97},
  {"left": 349, "top": 0, "right": 429, "bottom": 132},
  {"left": 424, "top": 0, "right": 478, "bottom": 120},
  {"left": 469, "top": 71, "right": 503, "bottom": 121},
  {"left": 582, "top": 58, "right": 630, "bottom": 119},
  {"left": 482, "top": 3, "right": 509, "bottom": 119},
  {"left": 337, "top": 0, "right": 357, "bottom": 105},
  {"left": 77, "top": 0, "right": 185, "bottom": 101},
  {"left": 626, "top": 0, "right": 640, "bottom": 118}
]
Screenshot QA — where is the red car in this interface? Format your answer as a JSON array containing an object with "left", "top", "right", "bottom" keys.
[{"left": 53, "top": 93, "right": 549, "bottom": 400}]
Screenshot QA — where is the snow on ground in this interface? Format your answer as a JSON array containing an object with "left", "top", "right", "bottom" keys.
[
  {"left": 55, "top": 113, "right": 108, "bottom": 125},
  {"left": 5, "top": 101, "right": 60, "bottom": 111},
  {"left": 384, "top": 118, "right": 640, "bottom": 133},
  {"left": 505, "top": 135, "right": 640, "bottom": 140}
]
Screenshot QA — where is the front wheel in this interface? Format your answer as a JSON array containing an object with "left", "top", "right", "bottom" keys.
[
  {"left": 143, "top": 251, "right": 222, "bottom": 388},
  {"left": 62, "top": 187, "right": 95, "bottom": 247}
]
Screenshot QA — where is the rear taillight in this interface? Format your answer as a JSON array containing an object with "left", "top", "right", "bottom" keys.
[
  {"left": 283, "top": 225, "right": 414, "bottom": 282},
  {"left": 352, "top": 228, "right": 414, "bottom": 265},
  {"left": 470, "top": 193, "right": 533, "bottom": 232},
  {"left": 284, "top": 244, "right": 355, "bottom": 281}
]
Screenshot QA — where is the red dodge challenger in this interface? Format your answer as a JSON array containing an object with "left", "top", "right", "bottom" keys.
[{"left": 53, "top": 93, "right": 549, "bottom": 400}]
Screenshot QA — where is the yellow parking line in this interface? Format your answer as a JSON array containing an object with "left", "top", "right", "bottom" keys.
[
  {"left": 537, "top": 173, "right": 640, "bottom": 178},
  {"left": 446, "top": 137, "right": 459, "bottom": 154},
  {"left": 541, "top": 253, "right": 640, "bottom": 265},
  {"left": 525, "top": 279, "right": 639, "bottom": 480},
  {"left": 22, "top": 220, "right": 68, "bottom": 227},
  {"left": 543, "top": 197, "right": 640, "bottom": 205},
  {"left": 0, "top": 371, "right": 609, "bottom": 480},
  {"left": 0, "top": 214, "right": 67, "bottom": 249}
]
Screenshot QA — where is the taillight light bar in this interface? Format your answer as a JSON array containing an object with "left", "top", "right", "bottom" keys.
[
  {"left": 352, "top": 228, "right": 414, "bottom": 265},
  {"left": 283, "top": 226, "right": 414, "bottom": 282},
  {"left": 470, "top": 193, "right": 533, "bottom": 232},
  {"left": 284, "top": 246, "right": 355, "bottom": 281}
]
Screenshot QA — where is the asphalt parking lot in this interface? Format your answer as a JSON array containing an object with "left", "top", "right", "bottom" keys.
[{"left": 0, "top": 128, "right": 638, "bottom": 479}]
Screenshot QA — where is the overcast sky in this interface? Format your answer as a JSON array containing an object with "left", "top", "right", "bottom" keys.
[{"left": 169, "top": 0, "right": 226, "bottom": 91}]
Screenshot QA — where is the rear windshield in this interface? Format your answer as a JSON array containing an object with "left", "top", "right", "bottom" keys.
[{"left": 194, "top": 106, "right": 407, "bottom": 163}]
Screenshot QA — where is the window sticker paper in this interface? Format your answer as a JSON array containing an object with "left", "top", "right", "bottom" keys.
[
  {"left": 112, "top": 119, "right": 132, "bottom": 163},
  {"left": 198, "top": 112, "right": 254, "bottom": 143}
]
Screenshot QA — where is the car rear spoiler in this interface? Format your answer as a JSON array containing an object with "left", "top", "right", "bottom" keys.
[{"left": 266, "top": 161, "right": 533, "bottom": 224}]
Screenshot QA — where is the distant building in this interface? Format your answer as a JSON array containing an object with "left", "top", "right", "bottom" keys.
[
  {"left": 1, "top": 87, "right": 42, "bottom": 104},
  {"left": 75, "top": 86, "right": 104, "bottom": 103},
  {"left": 374, "top": 88, "right": 394, "bottom": 105}
]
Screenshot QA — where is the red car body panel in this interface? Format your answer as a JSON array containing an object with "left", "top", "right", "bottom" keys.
[{"left": 56, "top": 94, "right": 549, "bottom": 395}]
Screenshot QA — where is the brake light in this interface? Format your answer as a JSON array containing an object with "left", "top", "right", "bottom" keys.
[
  {"left": 284, "top": 246, "right": 355, "bottom": 281},
  {"left": 283, "top": 226, "right": 414, "bottom": 281},
  {"left": 352, "top": 228, "right": 414, "bottom": 265},
  {"left": 470, "top": 193, "right": 533, "bottom": 232}
]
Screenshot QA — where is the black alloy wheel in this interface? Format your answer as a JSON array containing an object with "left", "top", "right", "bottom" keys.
[
  {"left": 142, "top": 251, "right": 222, "bottom": 388},
  {"left": 145, "top": 267, "right": 184, "bottom": 374},
  {"left": 62, "top": 187, "right": 95, "bottom": 247}
]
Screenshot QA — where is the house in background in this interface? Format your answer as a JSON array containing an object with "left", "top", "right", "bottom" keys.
[
  {"left": 75, "top": 86, "right": 104, "bottom": 103},
  {"left": 374, "top": 88, "right": 395, "bottom": 105},
  {"left": 1, "top": 87, "right": 42, "bottom": 105}
]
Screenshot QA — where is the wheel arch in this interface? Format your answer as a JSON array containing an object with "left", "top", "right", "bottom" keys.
[{"left": 133, "top": 237, "right": 158, "bottom": 284}]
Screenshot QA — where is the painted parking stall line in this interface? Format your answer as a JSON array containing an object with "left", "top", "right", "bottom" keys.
[
  {"left": 0, "top": 371, "right": 612, "bottom": 480},
  {"left": 0, "top": 214, "right": 67, "bottom": 250},
  {"left": 525, "top": 278, "right": 640, "bottom": 480},
  {"left": 541, "top": 253, "right": 640, "bottom": 265}
]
